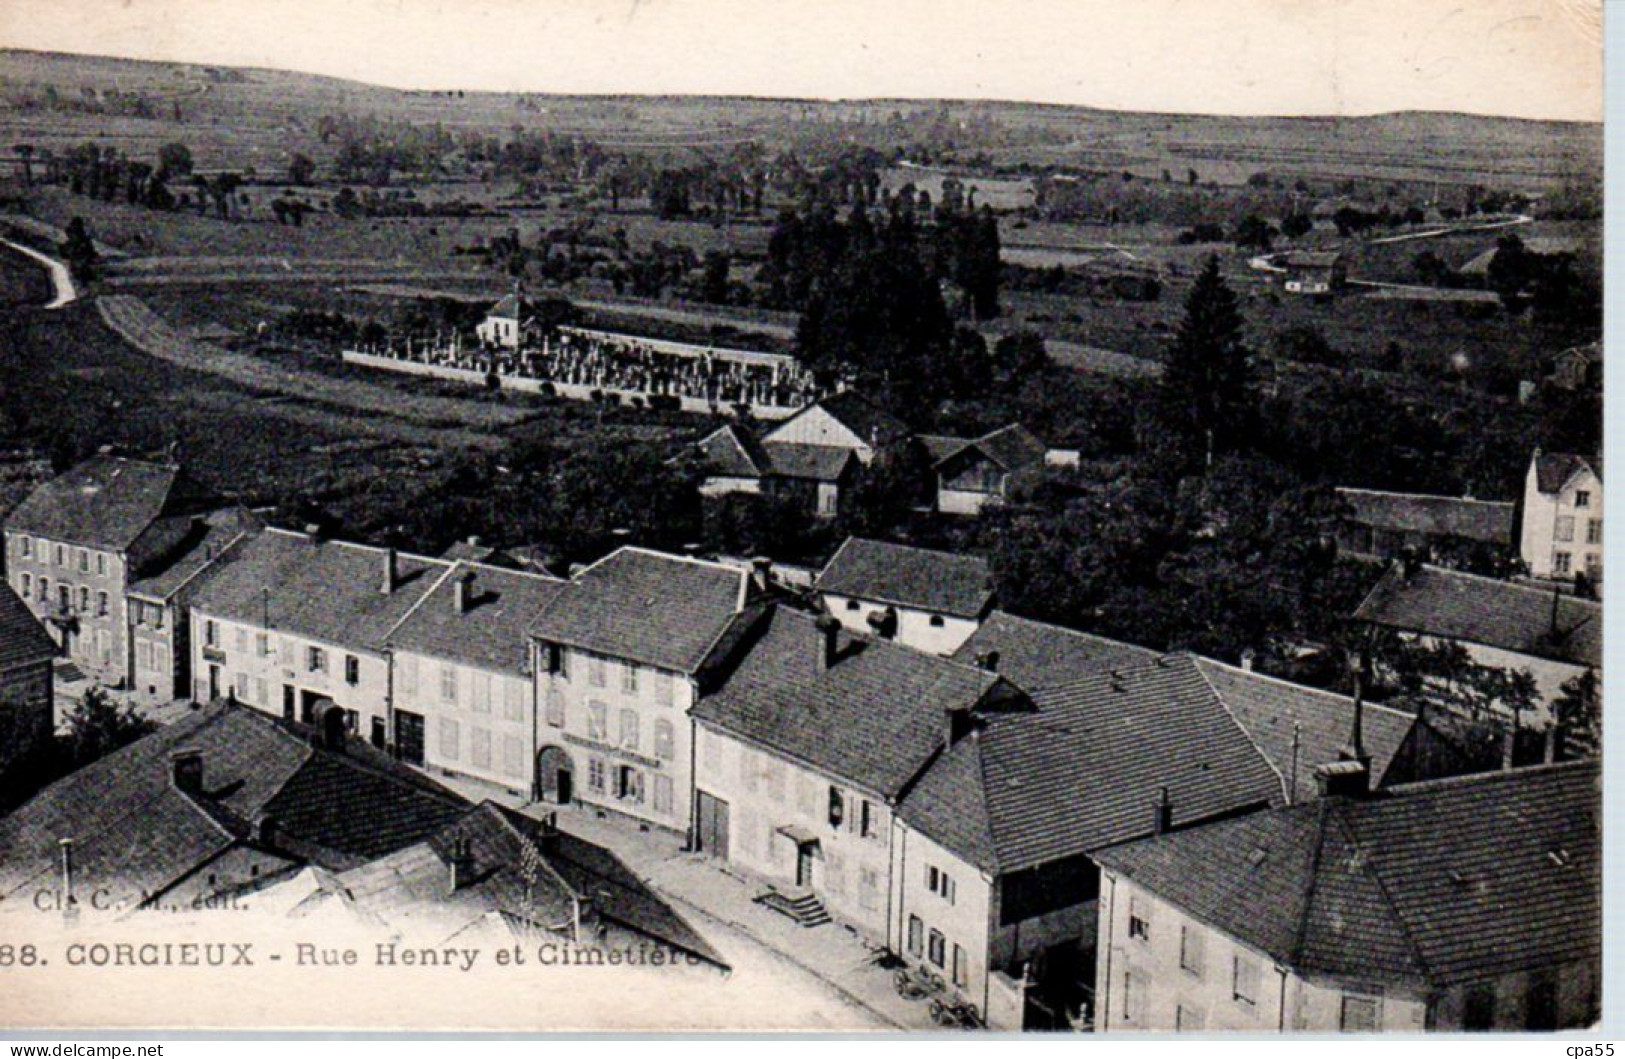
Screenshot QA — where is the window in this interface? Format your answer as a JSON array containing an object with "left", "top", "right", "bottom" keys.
[
  {"left": 77, "top": 549, "right": 88, "bottom": 573},
  {"left": 54, "top": 544, "right": 64, "bottom": 567},
  {"left": 828, "top": 786, "right": 845, "bottom": 828},
  {"left": 1176, "top": 1005, "right": 1205, "bottom": 1031},
  {"left": 1554, "top": 551, "right": 1572, "bottom": 575},
  {"left": 621, "top": 663, "right": 639, "bottom": 695},
  {"left": 588, "top": 655, "right": 607, "bottom": 688},
  {"left": 619, "top": 707, "right": 640, "bottom": 750},
  {"left": 503, "top": 679, "right": 525, "bottom": 722},
  {"left": 471, "top": 672, "right": 491, "bottom": 713},
  {"left": 951, "top": 944, "right": 967, "bottom": 988},
  {"left": 77, "top": 586, "right": 89, "bottom": 612},
  {"left": 153, "top": 604, "right": 164, "bottom": 630},
  {"left": 255, "top": 633, "right": 269, "bottom": 658},
  {"left": 653, "top": 774, "right": 674, "bottom": 815},
  {"left": 1556, "top": 516, "right": 1575, "bottom": 542},
  {"left": 471, "top": 727, "right": 491, "bottom": 769},
  {"left": 1588, "top": 518, "right": 1603, "bottom": 544},
  {"left": 1128, "top": 897, "right": 1150, "bottom": 942},
  {"left": 845, "top": 599, "right": 860, "bottom": 612},
  {"left": 252, "top": 677, "right": 266, "bottom": 705},
  {"left": 927, "top": 929, "right": 946, "bottom": 969},
  {"left": 439, "top": 718, "right": 460, "bottom": 761},
  {"left": 36, "top": 577, "right": 47, "bottom": 602},
  {"left": 1179, "top": 925, "right": 1205, "bottom": 977},
  {"left": 860, "top": 799, "right": 876, "bottom": 838},
  {"left": 907, "top": 915, "right": 924, "bottom": 956},
  {"left": 1575, "top": 490, "right": 1592, "bottom": 508},
  {"left": 616, "top": 765, "right": 644, "bottom": 803},
  {"left": 653, "top": 670, "right": 675, "bottom": 706},
  {"left": 205, "top": 620, "right": 218, "bottom": 648},
  {"left": 234, "top": 672, "right": 249, "bottom": 700},
  {"left": 1122, "top": 972, "right": 1136, "bottom": 1023},
  {"left": 18, "top": 536, "right": 29, "bottom": 558},
  {"left": 859, "top": 866, "right": 880, "bottom": 911},
  {"left": 502, "top": 735, "right": 524, "bottom": 778},
  {"left": 96, "top": 554, "right": 106, "bottom": 576},
  {"left": 307, "top": 646, "right": 327, "bottom": 674},
  {"left": 19, "top": 574, "right": 28, "bottom": 599},
  {"left": 1232, "top": 955, "right": 1260, "bottom": 1005},
  {"left": 654, "top": 719, "right": 675, "bottom": 761},
  {"left": 96, "top": 591, "right": 107, "bottom": 617},
  {"left": 57, "top": 585, "right": 69, "bottom": 613},
  {"left": 587, "top": 756, "right": 606, "bottom": 792},
  {"left": 546, "top": 687, "right": 565, "bottom": 728},
  {"left": 1340, "top": 996, "right": 1379, "bottom": 1032},
  {"left": 439, "top": 665, "right": 457, "bottom": 703},
  {"left": 344, "top": 655, "right": 360, "bottom": 685},
  {"left": 926, "top": 865, "right": 956, "bottom": 903},
  {"left": 588, "top": 701, "right": 608, "bottom": 740},
  {"left": 399, "top": 655, "right": 418, "bottom": 695},
  {"left": 929, "top": 614, "right": 945, "bottom": 628}
]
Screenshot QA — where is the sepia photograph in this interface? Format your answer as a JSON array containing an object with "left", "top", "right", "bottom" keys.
[{"left": 0, "top": 0, "right": 1606, "bottom": 1039}]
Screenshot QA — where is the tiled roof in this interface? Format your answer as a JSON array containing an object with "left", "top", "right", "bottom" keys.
[
  {"left": 1194, "top": 659, "right": 1419, "bottom": 804},
  {"left": 1095, "top": 761, "right": 1600, "bottom": 991},
  {"left": 816, "top": 537, "right": 994, "bottom": 619},
  {"left": 528, "top": 547, "right": 748, "bottom": 674},
  {"left": 948, "top": 424, "right": 1048, "bottom": 473},
  {"left": 772, "top": 391, "right": 910, "bottom": 449},
  {"left": 4, "top": 456, "right": 217, "bottom": 552},
  {"left": 1336, "top": 488, "right": 1514, "bottom": 547},
  {"left": 761, "top": 442, "right": 857, "bottom": 483},
  {"left": 387, "top": 562, "right": 566, "bottom": 677},
  {"left": 485, "top": 293, "right": 531, "bottom": 321},
  {"left": 1354, "top": 564, "right": 1601, "bottom": 668},
  {"left": 692, "top": 606, "right": 1011, "bottom": 799},
  {"left": 951, "top": 611, "right": 1159, "bottom": 690},
  {"left": 0, "top": 581, "right": 54, "bottom": 672},
  {"left": 898, "top": 654, "right": 1283, "bottom": 873},
  {"left": 696, "top": 425, "right": 770, "bottom": 479},
  {"left": 1534, "top": 452, "right": 1601, "bottom": 494},
  {"left": 127, "top": 507, "right": 262, "bottom": 601},
  {"left": 0, "top": 703, "right": 470, "bottom": 910},
  {"left": 189, "top": 528, "right": 453, "bottom": 652},
  {"left": 918, "top": 434, "right": 972, "bottom": 462}
]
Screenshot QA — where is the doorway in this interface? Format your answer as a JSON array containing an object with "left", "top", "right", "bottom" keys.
[
  {"left": 796, "top": 843, "right": 815, "bottom": 888},
  {"left": 695, "top": 791, "right": 730, "bottom": 859},
  {"left": 537, "top": 745, "right": 574, "bottom": 804}
]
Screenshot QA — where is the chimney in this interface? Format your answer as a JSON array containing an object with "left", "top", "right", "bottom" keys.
[
  {"left": 1152, "top": 787, "right": 1173, "bottom": 836},
  {"left": 866, "top": 606, "right": 898, "bottom": 640},
  {"left": 170, "top": 749, "right": 204, "bottom": 795},
  {"left": 254, "top": 814, "right": 278, "bottom": 849},
  {"left": 58, "top": 838, "right": 77, "bottom": 920},
  {"left": 750, "top": 556, "right": 773, "bottom": 595},
  {"left": 974, "top": 649, "right": 1000, "bottom": 673},
  {"left": 1315, "top": 759, "right": 1370, "bottom": 798},
  {"left": 381, "top": 547, "right": 399, "bottom": 595},
  {"left": 303, "top": 522, "right": 323, "bottom": 541},
  {"left": 1400, "top": 548, "right": 1422, "bottom": 583},
  {"left": 1239, "top": 648, "right": 1256, "bottom": 672},
  {"left": 816, "top": 614, "right": 841, "bottom": 670},
  {"left": 466, "top": 535, "right": 482, "bottom": 549},
  {"left": 454, "top": 570, "right": 476, "bottom": 614},
  {"left": 447, "top": 837, "right": 474, "bottom": 895}
]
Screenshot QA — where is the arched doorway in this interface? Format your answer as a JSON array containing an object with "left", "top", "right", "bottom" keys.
[{"left": 537, "top": 745, "right": 574, "bottom": 805}]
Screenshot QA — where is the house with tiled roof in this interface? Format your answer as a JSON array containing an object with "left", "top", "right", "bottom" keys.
[
  {"left": 690, "top": 605, "right": 1022, "bottom": 946},
  {"left": 4, "top": 455, "right": 222, "bottom": 688},
  {"left": 1093, "top": 761, "right": 1599, "bottom": 1032},
  {"left": 285, "top": 801, "right": 727, "bottom": 971},
  {"left": 928, "top": 423, "right": 1050, "bottom": 515},
  {"left": 692, "top": 423, "right": 860, "bottom": 519},
  {"left": 385, "top": 561, "right": 566, "bottom": 797},
  {"left": 125, "top": 505, "right": 261, "bottom": 708},
  {"left": 186, "top": 527, "right": 453, "bottom": 751},
  {"left": 529, "top": 547, "right": 766, "bottom": 836},
  {"left": 816, "top": 537, "right": 995, "bottom": 655},
  {"left": 759, "top": 390, "right": 910, "bottom": 464},
  {"left": 1519, "top": 449, "right": 1601, "bottom": 584},
  {"left": 0, "top": 581, "right": 56, "bottom": 774},
  {"left": 0, "top": 701, "right": 470, "bottom": 917},
  {"left": 1354, "top": 561, "right": 1600, "bottom": 716},
  {"left": 1334, "top": 487, "right": 1514, "bottom": 564}
]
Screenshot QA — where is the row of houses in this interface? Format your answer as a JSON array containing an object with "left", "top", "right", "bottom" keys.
[
  {"left": 693, "top": 391, "right": 1075, "bottom": 520},
  {"left": 0, "top": 457, "right": 1601, "bottom": 1030}
]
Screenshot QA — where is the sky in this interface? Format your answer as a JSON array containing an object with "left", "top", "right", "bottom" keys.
[{"left": 0, "top": 0, "right": 1604, "bottom": 121}]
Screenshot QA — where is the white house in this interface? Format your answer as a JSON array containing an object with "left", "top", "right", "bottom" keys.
[
  {"left": 1093, "top": 761, "right": 1600, "bottom": 1032},
  {"left": 759, "top": 391, "right": 910, "bottom": 465},
  {"left": 475, "top": 289, "right": 534, "bottom": 349},
  {"left": 1519, "top": 451, "right": 1601, "bottom": 584},
  {"left": 528, "top": 547, "right": 765, "bottom": 836},
  {"left": 815, "top": 537, "right": 994, "bottom": 655},
  {"left": 385, "top": 561, "right": 567, "bottom": 796}
]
